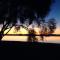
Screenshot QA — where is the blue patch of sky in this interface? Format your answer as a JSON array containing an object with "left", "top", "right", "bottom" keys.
[{"left": 45, "top": 0, "right": 60, "bottom": 27}]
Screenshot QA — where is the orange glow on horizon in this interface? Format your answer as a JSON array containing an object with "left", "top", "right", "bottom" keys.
[{"left": 1, "top": 26, "right": 60, "bottom": 43}]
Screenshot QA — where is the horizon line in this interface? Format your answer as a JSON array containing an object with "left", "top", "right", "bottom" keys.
[{"left": 1, "top": 34, "right": 60, "bottom": 36}]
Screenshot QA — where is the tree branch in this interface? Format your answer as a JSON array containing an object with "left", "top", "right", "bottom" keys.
[
  {"left": 20, "top": 25, "right": 29, "bottom": 31},
  {"left": 2, "top": 25, "right": 13, "bottom": 37}
]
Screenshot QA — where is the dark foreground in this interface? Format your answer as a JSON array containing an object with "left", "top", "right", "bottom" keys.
[
  {"left": 0, "top": 41, "right": 60, "bottom": 57},
  {"left": 0, "top": 41, "right": 60, "bottom": 47},
  {"left": 0, "top": 41, "right": 60, "bottom": 46}
]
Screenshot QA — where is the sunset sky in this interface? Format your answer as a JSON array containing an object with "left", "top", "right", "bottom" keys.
[
  {"left": 46, "top": 0, "right": 60, "bottom": 27},
  {"left": 1, "top": 0, "right": 60, "bottom": 43}
]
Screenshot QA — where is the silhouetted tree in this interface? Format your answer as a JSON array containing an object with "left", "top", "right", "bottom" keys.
[
  {"left": 24, "top": 0, "right": 54, "bottom": 41},
  {"left": 47, "top": 18, "right": 56, "bottom": 34},
  {"left": 0, "top": 0, "right": 55, "bottom": 41},
  {"left": 0, "top": 0, "right": 19, "bottom": 40},
  {"left": 39, "top": 18, "right": 56, "bottom": 41},
  {"left": 22, "top": 0, "right": 54, "bottom": 42},
  {"left": 14, "top": 25, "right": 20, "bottom": 32},
  {"left": 28, "top": 28, "right": 38, "bottom": 42},
  {"left": 0, "top": 1, "right": 12, "bottom": 40}
]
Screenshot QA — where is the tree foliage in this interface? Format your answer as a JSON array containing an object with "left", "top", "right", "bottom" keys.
[
  {"left": 0, "top": 0, "right": 55, "bottom": 41},
  {"left": 47, "top": 19, "right": 56, "bottom": 34}
]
